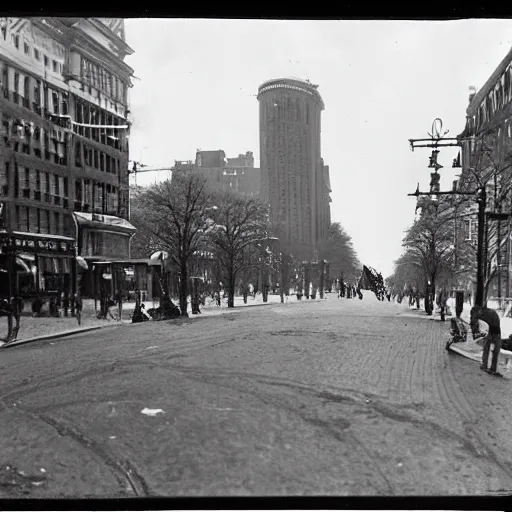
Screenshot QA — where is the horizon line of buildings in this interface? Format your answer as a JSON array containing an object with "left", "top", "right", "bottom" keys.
[{"left": 173, "top": 76, "right": 332, "bottom": 261}]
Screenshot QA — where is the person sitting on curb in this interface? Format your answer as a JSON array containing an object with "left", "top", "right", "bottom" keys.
[{"left": 470, "top": 306, "right": 503, "bottom": 377}]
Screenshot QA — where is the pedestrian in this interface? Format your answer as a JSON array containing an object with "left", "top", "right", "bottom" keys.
[
  {"left": 73, "top": 290, "right": 83, "bottom": 326},
  {"left": 62, "top": 287, "right": 70, "bottom": 317},
  {"left": 115, "top": 288, "right": 123, "bottom": 321},
  {"left": 470, "top": 306, "right": 503, "bottom": 377}
]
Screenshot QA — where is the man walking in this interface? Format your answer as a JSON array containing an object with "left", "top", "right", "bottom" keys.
[
  {"left": 115, "top": 289, "right": 123, "bottom": 321},
  {"left": 470, "top": 306, "right": 503, "bottom": 377}
]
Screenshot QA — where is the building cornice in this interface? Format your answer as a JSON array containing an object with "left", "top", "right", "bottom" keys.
[
  {"left": 69, "top": 34, "right": 134, "bottom": 79},
  {"left": 467, "top": 46, "right": 512, "bottom": 117},
  {"left": 257, "top": 77, "right": 325, "bottom": 110},
  {"left": 89, "top": 18, "right": 134, "bottom": 56}
]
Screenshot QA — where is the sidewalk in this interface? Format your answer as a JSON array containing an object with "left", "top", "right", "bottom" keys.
[
  {"left": 397, "top": 297, "right": 512, "bottom": 338},
  {"left": 1, "top": 292, "right": 324, "bottom": 348}
]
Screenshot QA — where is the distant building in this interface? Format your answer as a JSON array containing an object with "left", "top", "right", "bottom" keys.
[
  {"left": 257, "top": 77, "right": 331, "bottom": 257},
  {"left": 173, "top": 149, "right": 261, "bottom": 197}
]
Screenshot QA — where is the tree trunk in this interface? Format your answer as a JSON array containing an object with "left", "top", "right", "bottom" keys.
[
  {"left": 227, "top": 267, "right": 235, "bottom": 308},
  {"left": 178, "top": 264, "right": 189, "bottom": 317}
]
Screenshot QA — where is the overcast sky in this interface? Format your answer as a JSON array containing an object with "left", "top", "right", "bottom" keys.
[{"left": 124, "top": 18, "right": 512, "bottom": 277}]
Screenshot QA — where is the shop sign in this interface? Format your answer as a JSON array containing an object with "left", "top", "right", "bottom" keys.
[{"left": 6, "top": 237, "right": 72, "bottom": 253}]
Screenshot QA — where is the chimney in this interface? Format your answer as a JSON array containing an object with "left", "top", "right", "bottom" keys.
[{"left": 468, "top": 85, "right": 477, "bottom": 105}]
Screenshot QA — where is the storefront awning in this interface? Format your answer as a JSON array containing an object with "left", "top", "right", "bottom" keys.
[
  {"left": 150, "top": 250, "right": 169, "bottom": 260},
  {"left": 15, "top": 257, "right": 31, "bottom": 272},
  {"left": 73, "top": 212, "right": 137, "bottom": 234},
  {"left": 76, "top": 256, "right": 88, "bottom": 270}
]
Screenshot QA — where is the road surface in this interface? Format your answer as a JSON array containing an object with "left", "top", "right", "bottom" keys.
[{"left": 0, "top": 293, "right": 511, "bottom": 497}]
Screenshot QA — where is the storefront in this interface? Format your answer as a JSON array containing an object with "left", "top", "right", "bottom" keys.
[
  {"left": 73, "top": 212, "right": 137, "bottom": 297},
  {"left": 0, "top": 231, "right": 77, "bottom": 300},
  {"left": 89, "top": 259, "right": 162, "bottom": 303}
]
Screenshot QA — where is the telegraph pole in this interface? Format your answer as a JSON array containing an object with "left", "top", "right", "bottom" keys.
[{"left": 408, "top": 118, "right": 489, "bottom": 309}]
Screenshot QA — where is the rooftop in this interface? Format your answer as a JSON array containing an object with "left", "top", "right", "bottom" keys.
[{"left": 257, "top": 77, "right": 324, "bottom": 109}]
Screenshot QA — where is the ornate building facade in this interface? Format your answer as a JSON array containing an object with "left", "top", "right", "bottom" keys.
[
  {"left": 457, "top": 45, "right": 512, "bottom": 299},
  {"left": 257, "top": 77, "right": 331, "bottom": 258},
  {"left": 0, "top": 17, "right": 135, "bottom": 298}
]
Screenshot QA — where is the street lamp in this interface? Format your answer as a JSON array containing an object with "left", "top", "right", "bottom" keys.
[{"left": 408, "top": 118, "right": 490, "bottom": 309}]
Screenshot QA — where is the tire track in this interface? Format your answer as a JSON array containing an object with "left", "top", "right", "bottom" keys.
[
  {"left": 7, "top": 404, "right": 150, "bottom": 496},
  {"left": 173, "top": 368, "right": 393, "bottom": 495},
  {"left": 0, "top": 319, "right": 257, "bottom": 403}
]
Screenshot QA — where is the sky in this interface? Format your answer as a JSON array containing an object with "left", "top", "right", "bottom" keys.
[{"left": 123, "top": 18, "right": 512, "bottom": 278}]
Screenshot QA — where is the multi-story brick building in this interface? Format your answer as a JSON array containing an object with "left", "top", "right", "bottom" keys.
[
  {"left": 457, "top": 45, "right": 512, "bottom": 300},
  {"left": 257, "top": 77, "right": 331, "bottom": 258},
  {"left": 173, "top": 149, "right": 261, "bottom": 197},
  {"left": 0, "top": 17, "right": 135, "bottom": 299}
]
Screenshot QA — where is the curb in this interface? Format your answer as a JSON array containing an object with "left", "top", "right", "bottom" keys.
[
  {"left": 1, "top": 323, "right": 124, "bottom": 350},
  {"left": 1, "top": 297, "right": 327, "bottom": 349}
]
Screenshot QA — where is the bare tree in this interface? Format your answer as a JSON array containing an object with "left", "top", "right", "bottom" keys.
[
  {"left": 208, "top": 191, "right": 270, "bottom": 308},
  {"left": 139, "top": 172, "right": 213, "bottom": 316},
  {"left": 402, "top": 196, "right": 458, "bottom": 314},
  {"left": 128, "top": 186, "right": 160, "bottom": 259}
]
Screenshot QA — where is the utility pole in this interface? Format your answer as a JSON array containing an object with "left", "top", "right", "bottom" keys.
[{"left": 408, "top": 118, "right": 491, "bottom": 308}]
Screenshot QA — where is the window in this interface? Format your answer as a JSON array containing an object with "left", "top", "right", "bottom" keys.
[
  {"left": 44, "top": 55, "right": 49, "bottom": 67},
  {"left": 13, "top": 35, "right": 19, "bottom": 49},
  {"left": 1, "top": 25, "right": 5, "bottom": 41},
  {"left": 13, "top": 72, "right": 19, "bottom": 94},
  {"left": 52, "top": 91, "right": 59, "bottom": 114},
  {"left": 23, "top": 75, "right": 29, "bottom": 104},
  {"left": 2, "top": 162, "right": 9, "bottom": 195},
  {"left": 75, "top": 141, "right": 82, "bottom": 167},
  {"left": 24, "top": 42, "right": 29, "bottom": 55},
  {"left": 14, "top": 163, "right": 19, "bottom": 198},
  {"left": 52, "top": 60, "right": 58, "bottom": 72},
  {"left": 92, "top": 64, "right": 98, "bottom": 86},
  {"left": 34, "top": 48, "right": 40, "bottom": 60},
  {"left": 34, "top": 80, "right": 41, "bottom": 107},
  {"left": 1, "top": 65, "right": 7, "bottom": 92}
]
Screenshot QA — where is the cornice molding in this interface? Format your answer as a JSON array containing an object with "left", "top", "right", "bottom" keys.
[
  {"left": 90, "top": 18, "right": 134, "bottom": 56},
  {"left": 467, "top": 46, "right": 512, "bottom": 117},
  {"left": 68, "top": 35, "right": 134, "bottom": 79}
]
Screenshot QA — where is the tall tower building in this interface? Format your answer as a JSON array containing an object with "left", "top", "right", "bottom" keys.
[{"left": 257, "top": 77, "right": 330, "bottom": 258}]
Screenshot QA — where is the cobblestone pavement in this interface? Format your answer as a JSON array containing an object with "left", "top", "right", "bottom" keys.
[{"left": 0, "top": 294, "right": 511, "bottom": 497}]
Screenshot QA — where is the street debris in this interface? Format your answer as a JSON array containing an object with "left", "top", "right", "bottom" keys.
[
  {"left": 141, "top": 408, "right": 164, "bottom": 416},
  {"left": 40, "top": 468, "right": 46, "bottom": 473},
  {"left": 109, "top": 436, "right": 116, "bottom": 439},
  {"left": 365, "top": 399, "right": 371, "bottom": 404}
]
